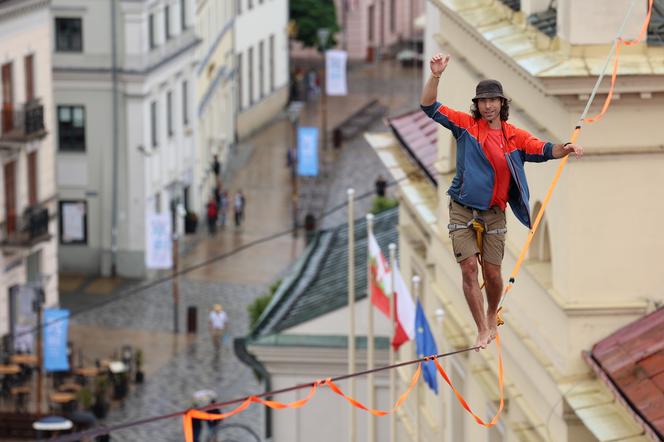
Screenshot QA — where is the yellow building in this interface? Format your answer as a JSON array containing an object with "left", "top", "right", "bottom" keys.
[{"left": 367, "top": 0, "right": 664, "bottom": 440}]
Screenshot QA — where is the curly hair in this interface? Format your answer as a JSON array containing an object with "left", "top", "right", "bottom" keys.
[{"left": 470, "top": 98, "right": 510, "bottom": 121}]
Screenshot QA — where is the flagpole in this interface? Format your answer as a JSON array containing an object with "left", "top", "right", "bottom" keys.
[
  {"left": 412, "top": 275, "right": 421, "bottom": 442},
  {"left": 348, "top": 188, "right": 356, "bottom": 442},
  {"left": 366, "top": 213, "right": 375, "bottom": 442},
  {"left": 388, "top": 243, "right": 397, "bottom": 442}
]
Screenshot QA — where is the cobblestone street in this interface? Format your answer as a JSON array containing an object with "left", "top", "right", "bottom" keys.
[{"left": 59, "top": 58, "right": 422, "bottom": 441}]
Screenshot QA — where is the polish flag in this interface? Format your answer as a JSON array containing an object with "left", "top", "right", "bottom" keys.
[{"left": 391, "top": 263, "right": 415, "bottom": 350}]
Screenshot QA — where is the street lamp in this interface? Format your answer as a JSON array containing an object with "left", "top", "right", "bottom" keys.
[{"left": 317, "top": 28, "right": 330, "bottom": 150}]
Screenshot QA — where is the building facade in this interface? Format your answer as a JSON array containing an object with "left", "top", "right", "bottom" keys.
[
  {"left": 53, "top": 0, "right": 200, "bottom": 278},
  {"left": 364, "top": 0, "right": 664, "bottom": 440},
  {"left": 0, "top": 0, "right": 59, "bottom": 346},
  {"left": 234, "top": 0, "right": 289, "bottom": 139},
  {"left": 194, "top": 0, "right": 234, "bottom": 212}
]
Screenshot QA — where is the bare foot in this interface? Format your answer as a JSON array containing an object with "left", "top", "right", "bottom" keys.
[
  {"left": 475, "top": 329, "right": 491, "bottom": 351},
  {"left": 487, "top": 313, "right": 498, "bottom": 342}
]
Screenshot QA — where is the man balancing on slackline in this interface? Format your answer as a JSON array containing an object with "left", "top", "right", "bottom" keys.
[{"left": 420, "top": 53, "right": 583, "bottom": 350}]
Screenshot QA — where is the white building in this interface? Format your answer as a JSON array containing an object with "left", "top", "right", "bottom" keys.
[
  {"left": 0, "top": 0, "right": 59, "bottom": 347},
  {"left": 194, "top": 0, "right": 235, "bottom": 213},
  {"left": 235, "top": 0, "right": 289, "bottom": 139},
  {"left": 53, "top": 0, "right": 200, "bottom": 278}
]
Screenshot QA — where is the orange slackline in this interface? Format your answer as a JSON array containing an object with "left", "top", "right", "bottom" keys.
[
  {"left": 183, "top": 381, "right": 321, "bottom": 442},
  {"left": 498, "top": 0, "right": 654, "bottom": 312},
  {"left": 183, "top": 365, "right": 422, "bottom": 440},
  {"left": 434, "top": 334, "right": 504, "bottom": 427}
]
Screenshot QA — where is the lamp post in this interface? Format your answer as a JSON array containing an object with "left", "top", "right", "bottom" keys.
[
  {"left": 286, "top": 102, "right": 303, "bottom": 231},
  {"left": 317, "top": 28, "right": 330, "bottom": 150}
]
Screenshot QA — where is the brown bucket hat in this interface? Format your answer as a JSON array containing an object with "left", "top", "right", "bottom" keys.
[{"left": 473, "top": 79, "right": 508, "bottom": 101}]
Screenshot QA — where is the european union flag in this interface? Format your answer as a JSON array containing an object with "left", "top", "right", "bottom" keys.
[{"left": 415, "top": 300, "right": 438, "bottom": 394}]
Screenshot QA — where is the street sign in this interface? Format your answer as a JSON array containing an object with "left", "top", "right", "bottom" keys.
[{"left": 297, "top": 127, "right": 319, "bottom": 176}]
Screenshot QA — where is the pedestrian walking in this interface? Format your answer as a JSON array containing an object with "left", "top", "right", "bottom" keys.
[
  {"left": 206, "top": 197, "right": 218, "bottom": 235},
  {"left": 208, "top": 304, "right": 228, "bottom": 351},
  {"left": 234, "top": 190, "right": 246, "bottom": 227},
  {"left": 375, "top": 174, "right": 387, "bottom": 197},
  {"left": 420, "top": 53, "right": 583, "bottom": 350},
  {"left": 218, "top": 191, "right": 228, "bottom": 227},
  {"left": 211, "top": 154, "right": 221, "bottom": 177}
]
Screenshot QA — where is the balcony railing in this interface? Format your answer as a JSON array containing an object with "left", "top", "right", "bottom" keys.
[
  {"left": 1, "top": 205, "right": 51, "bottom": 249},
  {"left": 0, "top": 101, "right": 47, "bottom": 143}
]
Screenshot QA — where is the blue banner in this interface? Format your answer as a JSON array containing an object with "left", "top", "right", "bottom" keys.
[
  {"left": 43, "top": 308, "right": 70, "bottom": 372},
  {"left": 297, "top": 127, "right": 319, "bottom": 176},
  {"left": 415, "top": 300, "right": 438, "bottom": 394}
]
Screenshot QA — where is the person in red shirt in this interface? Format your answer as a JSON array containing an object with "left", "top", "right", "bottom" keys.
[{"left": 420, "top": 53, "right": 583, "bottom": 350}]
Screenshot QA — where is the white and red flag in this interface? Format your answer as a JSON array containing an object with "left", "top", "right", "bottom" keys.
[{"left": 368, "top": 232, "right": 415, "bottom": 349}]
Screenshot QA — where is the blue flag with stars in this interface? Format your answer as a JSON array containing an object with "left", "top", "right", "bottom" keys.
[{"left": 415, "top": 300, "right": 438, "bottom": 394}]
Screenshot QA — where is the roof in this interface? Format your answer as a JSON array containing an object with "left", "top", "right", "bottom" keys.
[
  {"left": 250, "top": 334, "right": 390, "bottom": 350},
  {"left": 250, "top": 206, "right": 399, "bottom": 339},
  {"left": 586, "top": 307, "right": 664, "bottom": 440},
  {"left": 433, "top": 0, "right": 664, "bottom": 78},
  {"left": 387, "top": 109, "right": 438, "bottom": 186}
]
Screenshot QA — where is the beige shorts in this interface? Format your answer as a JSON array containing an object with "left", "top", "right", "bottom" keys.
[{"left": 448, "top": 200, "right": 506, "bottom": 266}]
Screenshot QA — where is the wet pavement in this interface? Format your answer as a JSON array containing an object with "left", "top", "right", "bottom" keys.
[{"left": 58, "top": 58, "right": 423, "bottom": 441}]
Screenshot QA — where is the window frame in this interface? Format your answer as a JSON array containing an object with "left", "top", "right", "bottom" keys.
[
  {"left": 151, "top": 100, "right": 158, "bottom": 148},
  {"left": 55, "top": 17, "right": 83, "bottom": 53},
  {"left": 57, "top": 105, "right": 86, "bottom": 152},
  {"left": 59, "top": 200, "right": 88, "bottom": 245}
]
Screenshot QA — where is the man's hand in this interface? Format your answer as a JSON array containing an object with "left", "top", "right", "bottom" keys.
[
  {"left": 554, "top": 143, "right": 584, "bottom": 159},
  {"left": 430, "top": 53, "right": 450, "bottom": 77}
]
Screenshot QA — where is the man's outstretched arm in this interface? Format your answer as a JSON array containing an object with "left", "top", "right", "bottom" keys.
[{"left": 420, "top": 53, "right": 450, "bottom": 106}]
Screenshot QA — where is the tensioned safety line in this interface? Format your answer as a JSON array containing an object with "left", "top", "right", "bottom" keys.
[
  {"left": 10, "top": 170, "right": 421, "bottom": 342},
  {"left": 51, "top": 345, "right": 479, "bottom": 442},
  {"left": 498, "top": 0, "right": 653, "bottom": 310}
]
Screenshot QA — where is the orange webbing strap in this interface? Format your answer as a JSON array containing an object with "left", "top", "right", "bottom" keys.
[
  {"left": 584, "top": 0, "right": 653, "bottom": 124},
  {"left": 433, "top": 333, "right": 504, "bottom": 427},
  {"left": 324, "top": 363, "right": 422, "bottom": 417},
  {"left": 182, "top": 382, "right": 321, "bottom": 442}
]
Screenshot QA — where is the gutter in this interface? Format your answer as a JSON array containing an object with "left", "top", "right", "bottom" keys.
[{"left": 234, "top": 337, "right": 272, "bottom": 441}]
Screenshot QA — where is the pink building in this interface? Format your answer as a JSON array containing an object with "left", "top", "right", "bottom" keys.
[{"left": 335, "top": 0, "right": 425, "bottom": 61}]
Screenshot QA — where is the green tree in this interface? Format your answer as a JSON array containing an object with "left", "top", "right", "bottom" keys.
[{"left": 290, "top": 0, "right": 340, "bottom": 50}]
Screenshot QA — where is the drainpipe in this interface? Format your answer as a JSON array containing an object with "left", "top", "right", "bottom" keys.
[
  {"left": 233, "top": 337, "right": 272, "bottom": 440},
  {"left": 110, "top": 0, "right": 119, "bottom": 276}
]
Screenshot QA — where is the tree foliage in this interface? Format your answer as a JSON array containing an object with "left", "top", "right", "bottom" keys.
[{"left": 290, "top": 0, "right": 340, "bottom": 49}]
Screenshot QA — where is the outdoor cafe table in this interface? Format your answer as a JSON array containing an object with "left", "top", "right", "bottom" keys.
[
  {"left": 74, "top": 367, "right": 99, "bottom": 377},
  {"left": 0, "top": 364, "right": 20, "bottom": 375},
  {"left": 11, "top": 354, "right": 38, "bottom": 365},
  {"left": 33, "top": 415, "right": 73, "bottom": 439}
]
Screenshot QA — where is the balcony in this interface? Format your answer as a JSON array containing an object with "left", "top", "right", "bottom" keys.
[
  {"left": 0, "top": 101, "right": 47, "bottom": 146},
  {"left": 1, "top": 205, "right": 51, "bottom": 251}
]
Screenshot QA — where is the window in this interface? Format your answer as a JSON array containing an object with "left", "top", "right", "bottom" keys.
[
  {"left": 57, "top": 105, "right": 86, "bottom": 152},
  {"left": 269, "top": 35, "right": 275, "bottom": 92},
  {"left": 4, "top": 161, "right": 17, "bottom": 234},
  {"left": 180, "top": 0, "right": 187, "bottom": 30},
  {"left": 379, "top": 0, "right": 385, "bottom": 47},
  {"left": 59, "top": 200, "right": 87, "bottom": 244},
  {"left": 237, "top": 0, "right": 242, "bottom": 15},
  {"left": 27, "top": 151, "right": 38, "bottom": 205},
  {"left": 167, "top": 91, "right": 173, "bottom": 137},
  {"left": 149, "top": 14, "right": 156, "bottom": 49},
  {"left": 151, "top": 100, "right": 158, "bottom": 147},
  {"left": 390, "top": 0, "right": 396, "bottom": 32},
  {"left": 648, "top": 0, "right": 664, "bottom": 45},
  {"left": 248, "top": 0, "right": 253, "bottom": 10},
  {"left": 259, "top": 40, "right": 265, "bottom": 98},
  {"left": 2, "top": 63, "right": 13, "bottom": 134},
  {"left": 368, "top": 5, "right": 375, "bottom": 43},
  {"left": 55, "top": 18, "right": 82, "bottom": 52},
  {"left": 25, "top": 55, "right": 35, "bottom": 102},
  {"left": 165, "top": 6, "right": 171, "bottom": 40},
  {"left": 237, "top": 53, "right": 243, "bottom": 110},
  {"left": 182, "top": 81, "right": 189, "bottom": 125},
  {"left": 248, "top": 47, "right": 254, "bottom": 105}
]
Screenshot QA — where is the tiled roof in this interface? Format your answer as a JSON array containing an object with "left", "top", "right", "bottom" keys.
[
  {"left": 250, "top": 206, "right": 399, "bottom": 338},
  {"left": 387, "top": 109, "right": 438, "bottom": 186},
  {"left": 588, "top": 307, "right": 664, "bottom": 440}
]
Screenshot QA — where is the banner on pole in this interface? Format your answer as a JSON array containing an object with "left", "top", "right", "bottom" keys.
[
  {"left": 43, "top": 308, "right": 70, "bottom": 372},
  {"left": 297, "top": 127, "right": 319, "bottom": 176},
  {"left": 325, "top": 50, "right": 348, "bottom": 96},
  {"left": 146, "top": 212, "right": 173, "bottom": 269}
]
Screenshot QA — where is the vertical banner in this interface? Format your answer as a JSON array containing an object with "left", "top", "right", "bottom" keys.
[
  {"left": 43, "top": 308, "right": 70, "bottom": 372},
  {"left": 325, "top": 50, "right": 348, "bottom": 96},
  {"left": 13, "top": 286, "right": 37, "bottom": 353},
  {"left": 297, "top": 127, "right": 319, "bottom": 176},
  {"left": 146, "top": 212, "right": 173, "bottom": 269}
]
